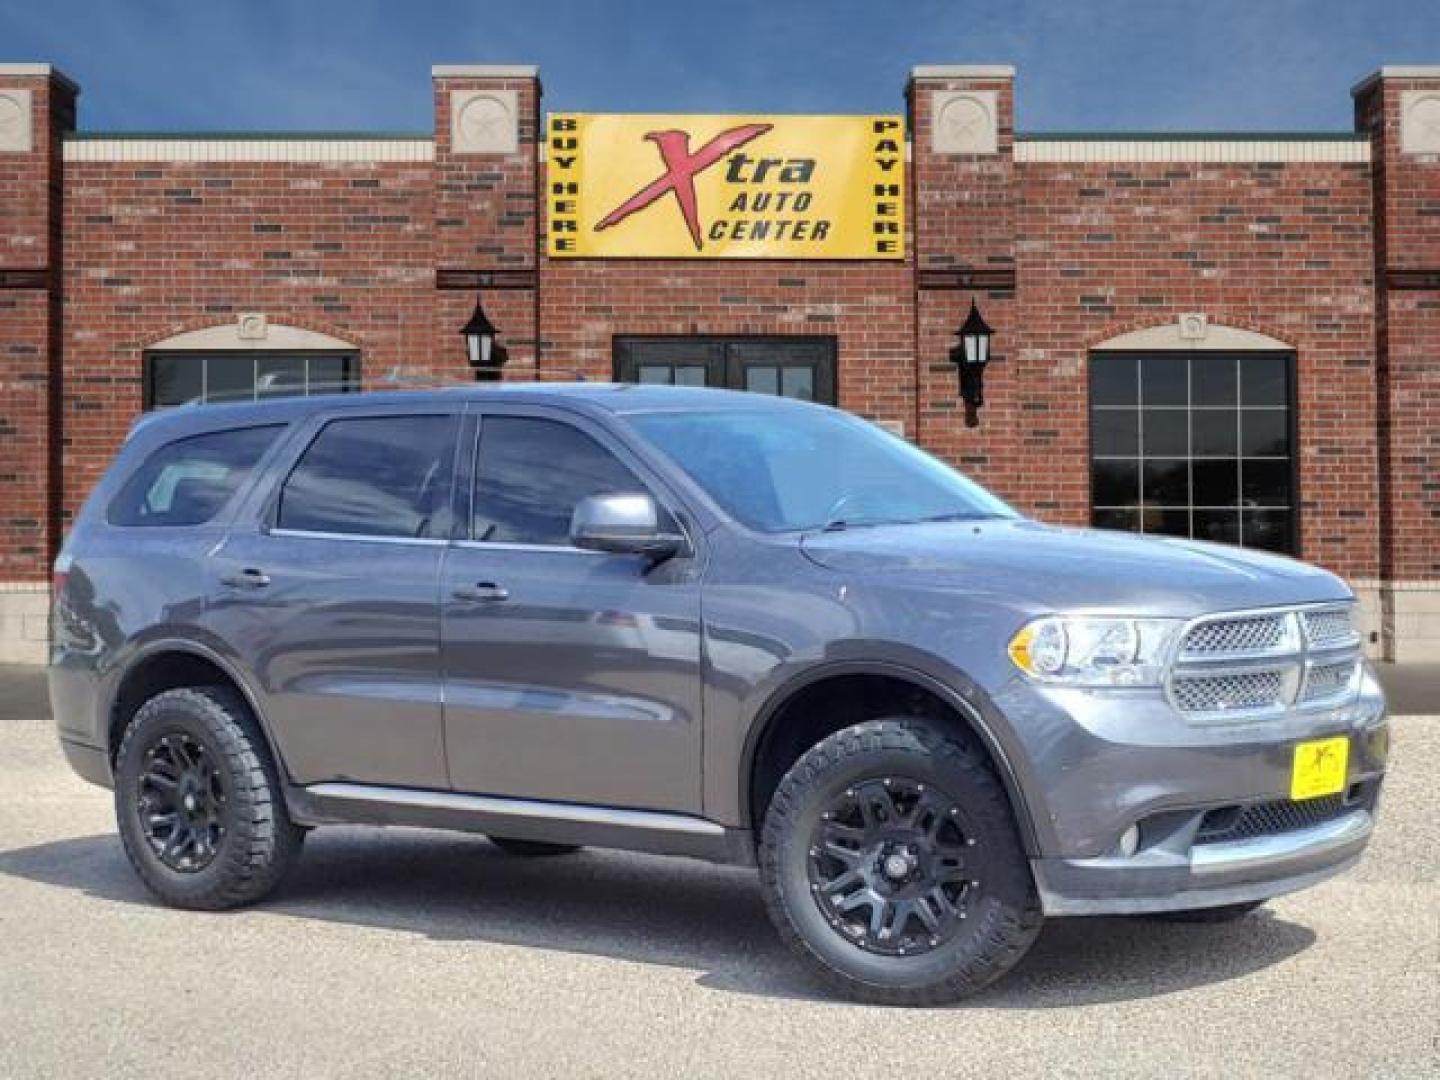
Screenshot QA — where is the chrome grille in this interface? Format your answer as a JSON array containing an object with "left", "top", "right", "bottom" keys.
[
  {"left": 1302, "top": 608, "right": 1359, "bottom": 650},
  {"left": 1171, "top": 670, "right": 1285, "bottom": 713},
  {"left": 1180, "top": 614, "right": 1287, "bottom": 657},
  {"left": 1301, "top": 659, "right": 1358, "bottom": 703},
  {"left": 1166, "top": 603, "right": 1361, "bottom": 721}
]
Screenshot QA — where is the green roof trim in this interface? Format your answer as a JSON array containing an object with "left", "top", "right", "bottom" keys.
[
  {"left": 1018, "top": 131, "right": 1369, "bottom": 142},
  {"left": 66, "top": 131, "right": 432, "bottom": 141}
]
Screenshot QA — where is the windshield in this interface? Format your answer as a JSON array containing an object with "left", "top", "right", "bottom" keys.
[{"left": 628, "top": 407, "right": 1017, "bottom": 533}]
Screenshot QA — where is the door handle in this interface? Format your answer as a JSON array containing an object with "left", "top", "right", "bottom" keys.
[
  {"left": 452, "top": 582, "right": 509, "bottom": 603},
  {"left": 220, "top": 568, "right": 271, "bottom": 589}
]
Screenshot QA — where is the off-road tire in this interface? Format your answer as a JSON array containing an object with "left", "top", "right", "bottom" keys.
[
  {"left": 759, "top": 718, "right": 1042, "bottom": 1006},
  {"left": 114, "top": 686, "right": 304, "bottom": 910},
  {"left": 1147, "top": 900, "right": 1266, "bottom": 923},
  {"left": 487, "top": 836, "right": 582, "bottom": 857}
]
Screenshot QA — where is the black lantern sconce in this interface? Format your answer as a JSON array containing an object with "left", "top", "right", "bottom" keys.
[
  {"left": 460, "top": 294, "right": 508, "bottom": 381},
  {"left": 948, "top": 299, "right": 994, "bottom": 427}
]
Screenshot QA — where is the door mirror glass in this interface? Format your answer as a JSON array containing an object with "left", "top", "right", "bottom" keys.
[{"left": 570, "top": 494, "right": 681, "bottom": 558}]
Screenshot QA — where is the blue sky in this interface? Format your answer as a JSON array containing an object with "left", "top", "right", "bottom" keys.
[{"left": 3, "top": 0, "right": 1436, "bottom": 133}]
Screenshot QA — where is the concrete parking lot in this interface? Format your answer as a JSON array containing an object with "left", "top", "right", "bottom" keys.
[{"left": 1, "top": 664, "right": 1435, "bottom": 1079}]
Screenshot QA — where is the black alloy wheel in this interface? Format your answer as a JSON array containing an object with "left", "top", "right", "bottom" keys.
[
  {"left": 136, "top": 731, "right": 228, "bottom": 872},
  {"left": 807, "top": 776, "right": 979, "bottom": 957}
]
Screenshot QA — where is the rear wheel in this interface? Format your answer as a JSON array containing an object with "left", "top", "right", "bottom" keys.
[
  {"left": 1148, "top": 900, "right": 1266, "bottom": 923},
  {"left": 759, "top": 718, "right": 1041, "bottom": 1006},
  {"left": 487, "top": 835, "right": 582, "bottom": 857},
  {"left": 114, "top": 686, "right": 303, "bottom": 910}
]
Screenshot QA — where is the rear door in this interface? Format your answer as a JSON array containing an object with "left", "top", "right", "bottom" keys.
[
  {"left": 439, "top": 404, "right": 705, "bottom": 812},
  {"left": 205, "top": 403, "right": 460, "bottom": 789}
]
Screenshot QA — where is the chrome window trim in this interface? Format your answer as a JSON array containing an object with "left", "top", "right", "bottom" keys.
[
  {"left": 451, "top": 538, "right": 607, "bottom": 557},
  {"left": 268, "top": 527, "right": 447, "bottom": 548}
]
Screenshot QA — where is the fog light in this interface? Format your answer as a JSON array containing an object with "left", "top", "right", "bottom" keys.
[{"left": 1118, "top": 824, "right": 1140, "bottom": 857}]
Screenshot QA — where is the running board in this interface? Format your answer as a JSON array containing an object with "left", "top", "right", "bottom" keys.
[{"left": 288, "top": 782, "right": 754, "bottom": 865}]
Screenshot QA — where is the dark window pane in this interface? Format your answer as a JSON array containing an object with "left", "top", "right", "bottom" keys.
[
  {"left": 1241, "top": 459, "right": 1291, "bottom": 506},
  {"left": 1140, "top": 355, "right": 1187, "bottom": 406},
  {"left": 1240, "top": 355, "right": 1289, "bottom": 407},
  {"left": 147, "top": 355, "right": 204, "bottom": 410},
  {"left": 206, "top": 355, "right": 255, "bottom": 404},
  {"left": 279, "top": 415, "right": 457, "bottom": 538},
  {"left": 473, "top": 417, "right": 662, "bottom": 546},
  {"left": 1091, "top": 460, "right": 1140, "bottom": 507},
  {"left": 745, "top": 366, "right": 780, "bottom": 395},
  {"left": 674, "top": 365, "right": 707, "bottom": 387},
  {"left": 109, "top": 425, "right": 283, "bottom": 527},
  {"left": 638, "top": 365, "right": 671, "bottom": 384},
  {"left": 1090, "top": 354, "right": 1138, "bottom": 407},
  {"left": 1091, "top": 410, "right": 1139, "bottom": 457},
  {"left": 1243, "top": 509, "right": 1293, "bottom": 553},
  {"left": 1192, "top": 459, "right": 1239, "bottom": 507},
  {"left": 1191, "top": 356, "right": 1237, "bottom": 408},
  {"left": 308, "top": 355, "right": 358, "bottom": 395},
  {"left": 1194, "top": 510, "right": 1241, "bottom": 545},
  {"left": 1191, "top": 410, "right": 1237, "bottom": 457},
  {"left": 781, "top": 367, "right": 814, "bottom": 401},
  {"left": 1141, "top": 409, "right": 1189, "bottom": 457},
  {"left": 1142, "top": 507, "right": 1191, "bottom": 538},
  {"left": 1142, "top": 459, "right": 1189, "bottom": 505},
  {"left": 256, "top": 356, "right": 306, "bottom": 399},
  {"left": 1092, "top": 507, "right": 1139, "bottom": 532},
  {"left": 1241, "top": 410, "right": 1290, "bottom": 457}
]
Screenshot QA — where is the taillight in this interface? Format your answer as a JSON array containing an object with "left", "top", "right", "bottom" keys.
[{"left": 52, "top": 553, "right": 72, "bottom": 600}]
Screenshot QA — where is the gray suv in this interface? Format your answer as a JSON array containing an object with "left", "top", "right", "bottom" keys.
[{"left": 50, "top": 385, "right": 1387, "bottom": 1005}]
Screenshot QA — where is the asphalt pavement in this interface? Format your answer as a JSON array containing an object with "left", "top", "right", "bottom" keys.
[{"left": 1, "top": 664, "right": 1435, "bottom": 1078}]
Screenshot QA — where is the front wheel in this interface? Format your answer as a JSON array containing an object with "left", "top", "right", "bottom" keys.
[
  {"left": 114, "top": 686, "right": 303, "bottom": 910},
  {"left": 759, "top": 718, "right": 1042, "bottom": 1006}
]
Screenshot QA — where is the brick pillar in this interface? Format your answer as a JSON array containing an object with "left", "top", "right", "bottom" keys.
[
  {"left": 1354, "top": 67, "right": 1440, "bottom": 661},
  {"left": 0, "top": 64, "right": 76, "bottom": 659},
  {"left": 908, "top": 67, "right": 1031, "bottom": 506},
  {"left": 430, "top": 65, "right": 541, "bottom": 384}
]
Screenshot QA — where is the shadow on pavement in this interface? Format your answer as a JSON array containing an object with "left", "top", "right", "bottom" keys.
[{"left": 0, "top": 829, "right": 1316, "bottom": 1008}]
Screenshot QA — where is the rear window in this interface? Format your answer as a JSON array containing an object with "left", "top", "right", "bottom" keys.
[{"left": 108, "top": 424, "right": 284, "bottom": 527}]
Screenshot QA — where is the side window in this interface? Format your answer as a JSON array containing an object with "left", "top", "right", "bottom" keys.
[
  {"left": 472, "top": 416, "right": 670, "bottom": 546},
  {"left": 277, "top": 414, "right": 458, "bottom": 539},
  {"left": 108, "top": 424, "right": 284, "bottom": 527}
]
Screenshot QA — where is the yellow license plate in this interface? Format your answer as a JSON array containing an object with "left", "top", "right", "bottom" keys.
[{"left": 1290, "top": 736, "right": 1349, "bottom": 801}]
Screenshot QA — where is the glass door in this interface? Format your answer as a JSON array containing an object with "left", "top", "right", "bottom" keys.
[{"left": 614, "top": 337, "right": 836, "bottom": 405}]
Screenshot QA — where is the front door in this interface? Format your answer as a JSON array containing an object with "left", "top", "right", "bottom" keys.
[
  {"left": 614, "top": 336, "right": 836, "bottom": 405},
  {"left": 439, "top": 405, "right": 704, "bottom": 813}
]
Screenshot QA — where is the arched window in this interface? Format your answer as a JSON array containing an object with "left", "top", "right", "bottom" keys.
[
  {"left": 142, "top": 323, "right": 361, "bottom": 410},
  {"left": 1088, "top": 324, "right": 1296, "bottom": 554}
]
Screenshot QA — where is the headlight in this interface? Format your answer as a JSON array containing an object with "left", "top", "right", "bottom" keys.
[{"left": 1007, "top": 616, "right": 1182, "bottom": 688}]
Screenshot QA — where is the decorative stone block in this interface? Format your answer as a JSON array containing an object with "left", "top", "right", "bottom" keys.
[
  {"left": 451, "top": 88, "right": 519, "bottom": 155},
  {"left": 1400, "top": 90, "right": 1440, "bottom": 155},
  {"left": 932, "top": 90, "right": 998, "bottom": 155},
  {"left": 237, "top": 312, "right": 268, "bottom": 340},
  {"left": 0, "top": 87, "right": 33, "bottom": 153},
  {"left": 1178, "top": 313, "right": 1208, "bottom": 340}
]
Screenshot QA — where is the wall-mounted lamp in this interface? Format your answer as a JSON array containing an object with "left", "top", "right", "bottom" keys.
[
  {"left": 461, "top": 294, "right": 507, "bottom": 381},
  {"left": 948, "top": 300, "right": 994, "bottom": 427}
]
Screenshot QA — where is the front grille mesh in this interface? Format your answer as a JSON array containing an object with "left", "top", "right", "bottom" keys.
[
  {"left": 1171, "top": 670, "right": 1285, "bottom": 713},
  {"left": 1301, "top": 659, "right": 1358, "bottom": 703},
  {"left": 1196, "top": 784, "right": 1374, "bottom": 844},
  {"left": 1181, "top": 615, "right": 1287, "bottom": 657},
  {"left": 1303, "top": 609, "right": 1358, "bottom": 650}
]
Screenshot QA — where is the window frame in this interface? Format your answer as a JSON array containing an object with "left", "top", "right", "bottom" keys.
[
  {"left": 1086, "top": 348, "right": 1301, "bottom": 555},
  {"left": 613, "top": 335, "right": 838, "bottom": 406},
  {"left": 142, "top": 349, "right": 361, "bottom": 411},
  {"left": 262, "top": 406, "right": 463, "bottom": 546},
  {"left": 458, "top": 404, "right": 695, "bottom": 556}
]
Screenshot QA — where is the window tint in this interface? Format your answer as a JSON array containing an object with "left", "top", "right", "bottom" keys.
[
  {"left": 278, "top": 415, "right": 458, "bottom": 538},
  {"left": 108, "top": 425, "right": 283, "bottom": 527},
  {"left": 472, "top": 417, "right": 664, "bottom": 546}
]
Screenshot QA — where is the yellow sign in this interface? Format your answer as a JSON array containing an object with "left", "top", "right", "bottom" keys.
[
  {"left": 1290, "top": 736, "right": 1349, "bottom": 801},
  {"left": 547, "top": 113, "right": 905, "bottom": 259}
]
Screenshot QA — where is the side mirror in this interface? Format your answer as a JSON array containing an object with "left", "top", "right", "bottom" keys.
[{"left": 570, "top": 493, "right": 684, "bottom": 560}]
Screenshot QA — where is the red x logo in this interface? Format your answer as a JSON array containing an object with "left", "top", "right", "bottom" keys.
[{"left": 595, "top": 123, "right": 773, "bottom": 251}]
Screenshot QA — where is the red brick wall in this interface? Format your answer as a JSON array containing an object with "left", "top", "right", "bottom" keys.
[
  {"left": 0, "top": 72, "right": 73, "bottom": 582},
  {"left": 1356, "top": 75, "right": 1440, "bottom": 583}
]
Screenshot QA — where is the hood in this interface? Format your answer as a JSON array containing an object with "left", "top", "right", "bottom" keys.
[{"left": 798, "top": 518, "right": 1352, "bottom": 618}]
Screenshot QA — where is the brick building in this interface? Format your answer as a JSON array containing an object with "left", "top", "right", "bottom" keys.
[{"left": 0, "top": 61, "right": 1436, "bottom": 663}]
